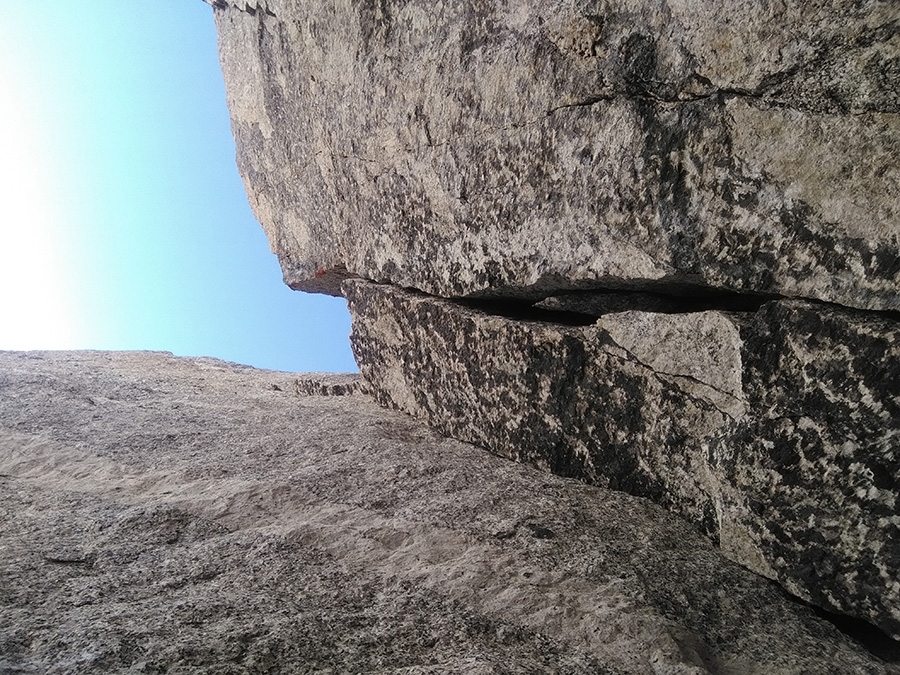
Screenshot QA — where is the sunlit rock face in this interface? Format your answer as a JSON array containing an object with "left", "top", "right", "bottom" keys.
[
  {"left": 4, "top": 350, "right": 897, "bottom": 672},
  {"left": 213, "top": 0, "right": 900, "bottom": 648},
  {"left": 214, "top": 0, "right": 899, "bottom": 310}
]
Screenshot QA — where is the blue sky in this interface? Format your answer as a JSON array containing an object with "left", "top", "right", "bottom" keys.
[{"left": 0, "top": 0, "right": 356, "bottom": 373}]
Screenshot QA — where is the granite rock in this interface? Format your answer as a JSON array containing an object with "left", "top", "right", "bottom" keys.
[
  {"left": 206, "top": 0, "right": 900, "bottom": 657},
  {"left": 345, "top": 279, "right": 900, "bottom": 640},
  {"left": 3, "top": 350, "right": 898, "bottom": 672},
  {"left": 213, "top": 0, "right": 900, "bottom": 310},
  {"left": 293, "top": 371, "right": 370, "bottom": 395}
]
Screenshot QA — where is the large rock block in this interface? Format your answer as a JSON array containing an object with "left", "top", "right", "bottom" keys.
[
  {"left": 3, "top": 350, "right": 897, "bottom": 671},
  {"left": 214, "top": 0, "right": 899, "bottom": 310},
  {"left": 345, "top": 279, "right": 900, "bottom": 640}
]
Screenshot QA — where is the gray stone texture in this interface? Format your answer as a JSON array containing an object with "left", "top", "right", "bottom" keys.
[
  {"left": 214, "top": 0, "right": 899, "bottom": 310},
  {"left": 345, "top": 279, "right": 900, "bottom": 640},
  {"left": 4, "top": 350, "right": 898, "bottom": 672},
  {"left": 293, "top": 371, "right": 370, "bottom": 395},
  {"left": 209, "top": 0, "right": 900, "bottom": 657}
]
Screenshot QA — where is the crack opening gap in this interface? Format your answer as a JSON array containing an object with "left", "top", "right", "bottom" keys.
[
  {"left": 806, "top": 602, "right": 900, "bottom": 664},
  {"left": 457, "top": 297, "right": 599, "bottom": 326},
  {"left": 459, "top": 286, "right": 781, "bottom": 326},
  {"left": 534, "top": 287, "right": 780, "bottom": 318}
]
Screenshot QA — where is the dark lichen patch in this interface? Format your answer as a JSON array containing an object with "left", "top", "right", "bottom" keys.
[
  {"left": 525, "top": 524, "right": 556, "bottom": 539},
  {"left": 625, "top": 93, "right": 900, "bottom": 308},
  {"left": 709, "top": 305, "right": 900, "bottom": 636},
  {"left": 457, "top": 1, "right": 501, "bottom": 64},
  {"left": 348, "top": 279, "right": 900, "bottom": 640},
  {"left": 634, "top": 98, "right": 715, "bottom": 275},
  {"left": 620, "top": 33, "right": 658, "bottom": 93},
  {"left": 741, "top": 301, "right": 900, "bottom": 425},
  {"left": 355, "top": 0, "right": 395, "bottom": 52}
]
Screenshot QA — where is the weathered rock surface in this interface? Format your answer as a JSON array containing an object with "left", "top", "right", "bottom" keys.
[
  {"left": 214, "top": 0, "right": 900, "bottom": 310},
  {"left": 208, "top": 0, "right": 900, "bottom": 661},
  {"left": 2, "top": 349, "right": 898, "bottom": 673},
  {"left": 345, "top": 279, "right": 900, "bottom": 640}
]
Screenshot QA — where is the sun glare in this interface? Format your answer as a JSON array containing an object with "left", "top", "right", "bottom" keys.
[{"left": 0, "top": 49, "right": 81, "bottom": 349}]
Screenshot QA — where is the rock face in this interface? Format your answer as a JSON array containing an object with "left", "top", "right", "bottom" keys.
[
  {"left": 3, "top": 350, "right": 898, "bottom": 672},
  {"left": 213, "top": 0, "right": 899, "bottom": 310},
  {"left": 210, "top": 0, "right": 900, "bottom": 657},
  {"left": 346, "top": 279, "right": 900, "bottom": 640}
]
